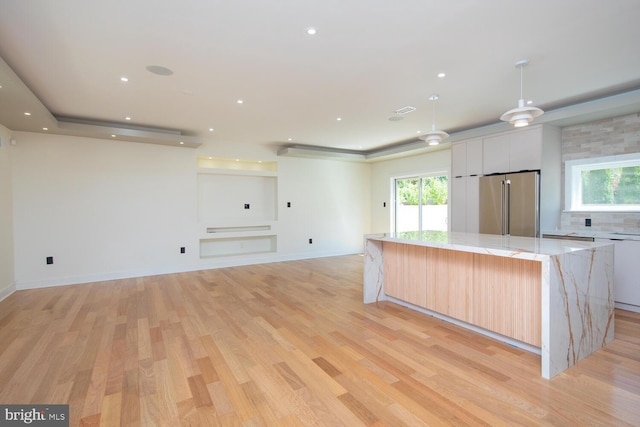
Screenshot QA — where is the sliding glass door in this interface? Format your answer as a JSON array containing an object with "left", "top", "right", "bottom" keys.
[{"left": 394, "top": 174, "right": 448, "bottom": 232}]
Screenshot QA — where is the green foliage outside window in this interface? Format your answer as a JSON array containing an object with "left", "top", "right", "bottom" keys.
[
  {"left": 397, "top": 176, "right": 448, "bottom": 205},
  {"left": 582, "top": 166, "right": 640, "bottom": 204}
]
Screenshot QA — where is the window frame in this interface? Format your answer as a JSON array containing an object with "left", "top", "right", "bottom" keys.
[{"left": 565, "top": 152, "right": 640, "bottom": 212}]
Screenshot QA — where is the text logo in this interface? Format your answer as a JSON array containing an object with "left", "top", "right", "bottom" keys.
[{"left": 1, "top": 405, "right": 69, "bottom": 426}]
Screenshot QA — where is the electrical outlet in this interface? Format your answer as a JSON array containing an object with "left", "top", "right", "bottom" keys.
[
  {"left": 180, "top": 247, "right": 185, "bottom": 254},
  {"left": 585, "top": 218, "right": 592, "bottom": 227},
  {"left": 308, "top": 238, "right": 313, "bottom": 244},
  {"left": 244, "top": 203, "right": 250, "bottom": 209},
  {"left": 287, "top": 202, "right": 291, "bottom": 208},
  {"left": 383, "top": 202, "right": 386, "bottom": 207},
  {"left": 46, "top": 256, "right": 54, "bottom": 265}
]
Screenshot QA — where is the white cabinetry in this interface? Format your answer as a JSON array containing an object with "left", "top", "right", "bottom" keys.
[
  {"left": 450, "top": 138, "right": 481, "bottom": 233},
  {"left": 451, "top": 125, "right": 561, "bottom": 233},
  {"left": 595, "top": 238, "right": 640, "bottom": 311},
  {"left": 466, "top": 138, "right": 483, "bottom": 176},
  {"left": 483, "top": 125, "right": 560, "bottom": 231},
  {"left": 483, "top": 126, "right": 542, "bottom": 175},
  {"left": 464, "top": 176, "right": 479, "bottom": 232},
  {"left": 450, "top": 176, "right": 466, "bottom": 231},
  {"left": 452, "top": 143, "right": 467, "bottom": 178}
]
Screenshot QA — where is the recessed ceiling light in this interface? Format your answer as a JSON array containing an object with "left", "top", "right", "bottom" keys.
[
  {"left": 125, "top": 116, "right": 131, "bottom": 121},
  {"left": 288, "top": 138, "right": 292, "bottom": 141},
  {"left": 146, "top": 65, "right": 173, "bottom": 76},
  {"left": 417, "top": 130, "right": 421, "bottom": 134},
  {"left": 336, "top": 117, "right": 342, "bottom": 121},
  {"left": 306, "top": 27, "right": 317, "bottom": 35},
  {"left": 235, "top": 159, "right": 240, "bottom": 162},
  {"left": 527, "top": 100, "right": 534, "bottom": 105},
  {"left": 24, "top": 112, "right": 31, "bottom": 116},
  {"left": 111, "top": 134, "right": 116, "bottom": 137},
  {"left": 209, "top": 128, "right": 214, "bottom": 132},
  {"left": 237, "top": 99, "right": 244, "bottom": 104},
  {"left": 179, "top": 141, "right": 184, "bottom": 145},
  {"left": 120, "top": 76, "right": 129, "bottom": 82},
  {"left": 437, "top": 72, "right": 446, "bottom": 78},
  {"left": 208, "top": 157, "right": 212, "bottom": 160},
  {"left": 42, "top": 127, "right": 48, "bottom": 131}
]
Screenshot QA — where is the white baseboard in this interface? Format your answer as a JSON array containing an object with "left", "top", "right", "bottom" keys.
[
  {"left": 15, "top": 250, "right": 362, "bottom": 290},
  {"left": 0, "top": 282, "right": 16, "bottom": 302},
  {"left": 615, "top": 302, "right": 640, "bottom": 313}
]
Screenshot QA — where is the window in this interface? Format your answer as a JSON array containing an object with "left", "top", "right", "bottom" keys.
[
  {"left": 565, "top": 153, "right": 640, "bottom": 211},
  {"left": 394, "top": 174, "right": 448, "bottom": 232}
]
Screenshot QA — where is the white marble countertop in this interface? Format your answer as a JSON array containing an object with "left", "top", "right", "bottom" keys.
[
  {"left": 542, "top": 229, "right": 640, "bottom": 241},
  {"left": 366, "top": 230, "right": 614, "bottom": 260}
]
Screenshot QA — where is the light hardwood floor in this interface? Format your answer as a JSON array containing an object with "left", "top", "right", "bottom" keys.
[{"left": 1, "top": 255, "right": 639, "bottom": 426}]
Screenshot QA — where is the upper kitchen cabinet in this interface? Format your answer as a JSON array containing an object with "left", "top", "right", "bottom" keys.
[
  {"left": 483, "top": 126, "right": 545, "bottom": 174},
  {"left": 452, "top": 137, "right": 483, "bottom": 177},
  {"left": 452, "top": 143, "right": 467, "bottom": 177}
]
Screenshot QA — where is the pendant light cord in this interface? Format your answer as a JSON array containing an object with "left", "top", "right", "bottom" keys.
[
  {"left": 520, "top": 63, "right": 524, "bottom": 100},
  {"left": 432, "top": 99, "right": 436, "bottom": 130}
]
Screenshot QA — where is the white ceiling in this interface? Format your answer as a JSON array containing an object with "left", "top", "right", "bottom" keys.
[{"left": 1, "top": 0, "right": 640, "bottom": 153}]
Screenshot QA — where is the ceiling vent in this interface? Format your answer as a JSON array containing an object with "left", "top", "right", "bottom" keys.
[{"left": 394, "top": 106, "right": 416, "bottom": 115}]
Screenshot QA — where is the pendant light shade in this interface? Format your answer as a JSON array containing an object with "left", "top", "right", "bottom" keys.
[
  {"left": 500, "top": 59, "right": 543, "bottom": 127},
  {"left": 419, "top": 94, "right": 449, "bottom": 146}
]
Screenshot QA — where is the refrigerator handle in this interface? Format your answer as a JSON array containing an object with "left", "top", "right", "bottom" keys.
[
  {"left": 501, "top": 179, "right": 505, "bottom": 235},
  {"left": 504, "top": 179, "right": 511, "bottom": 235}
]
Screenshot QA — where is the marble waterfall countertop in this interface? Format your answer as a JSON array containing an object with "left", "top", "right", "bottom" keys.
[
  {"left": 366, "top": 230, "right": 614, "bottom": 259},
  {"left": 364, "top": 231, "right": 615, "bottom": 379}
]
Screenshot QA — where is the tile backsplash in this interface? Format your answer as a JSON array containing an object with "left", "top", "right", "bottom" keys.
[{"left": 560, "top": 112, "right": 640, "bottom": 233}]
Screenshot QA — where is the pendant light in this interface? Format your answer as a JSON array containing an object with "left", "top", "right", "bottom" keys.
[
  {"left": 500, "top": 59, "right": 544, "bottom": 127},
  {"left": 419, "top": 94, "right": 449, "bottom": 146}
]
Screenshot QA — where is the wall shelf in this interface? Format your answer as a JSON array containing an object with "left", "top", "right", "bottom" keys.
[
  {"left": 199, "top": 235, "right": 277, "bottom": 258},
  {"left": 206, "top": 225, "right": 271, "bottom": 233}
]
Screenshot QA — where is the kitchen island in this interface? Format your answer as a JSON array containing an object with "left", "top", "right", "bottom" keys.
[{"left": 363, "top": 231, "right": 615, "bottom": 379}]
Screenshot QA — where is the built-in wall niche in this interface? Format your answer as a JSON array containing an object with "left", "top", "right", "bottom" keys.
[
  {"left": 197, "top": 172, "right": 277, "bottom": 222},
  {"left": 200, "top": 235, "right": 277, "bottom": 258},
  {"left": 197, "top": 156, "right": 278, "bottom": 258}
]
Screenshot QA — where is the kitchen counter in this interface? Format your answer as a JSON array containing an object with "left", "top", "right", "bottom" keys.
[
  {"left": 542, "top": 229, "right": 640, "bottom": 241},
  {"left": 368, "top": 230, "right": 614, "bottom": 256},
  {"left": 363, "top": 231, "right": 615, "bottom": 379}
]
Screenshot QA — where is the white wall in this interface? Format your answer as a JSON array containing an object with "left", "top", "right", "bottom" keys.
[
  {"left": 12, "top": 132, "right": 198, "bottom": 288},
  {"left": 10, "top": 132, "right": 371, "bottom": 289},
  {"left": 0, "top": 124, "right": 15, "bottom": 300},
  {"left": 369, "top": 149, "right": 451, "bottom": 233},
  {"left": 277, "top": 157, "right": 371, "bottom": 255}
]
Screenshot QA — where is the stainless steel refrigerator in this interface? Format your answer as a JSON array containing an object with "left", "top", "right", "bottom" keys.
[{"left": 479, "top": 171, "right": 540, "bottom": 237}]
